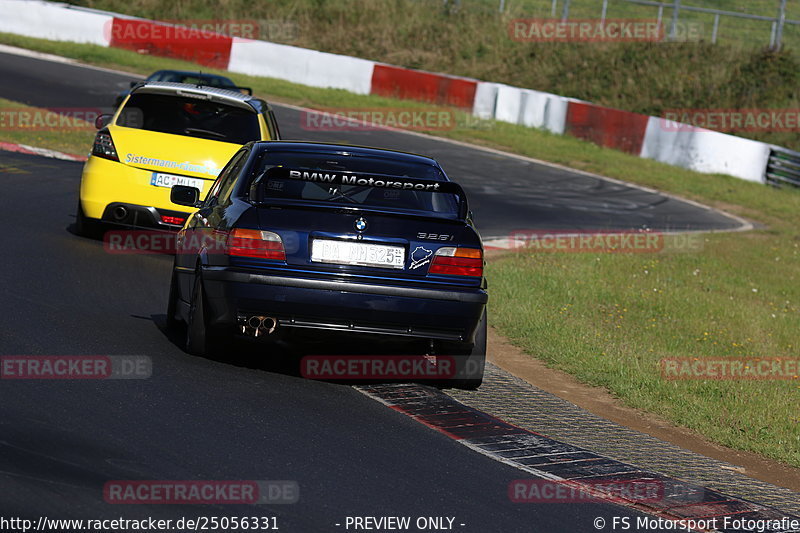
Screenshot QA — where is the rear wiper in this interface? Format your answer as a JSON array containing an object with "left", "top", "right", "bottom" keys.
[
  {"left": 184, "top": 128, "right": 226, "bottom": 140},
  {"left": 325, "top": 186, "right": 360, "bottom": 204}
]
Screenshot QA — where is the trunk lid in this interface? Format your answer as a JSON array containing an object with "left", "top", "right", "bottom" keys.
[
  {"left": 255, "top": 204, "right": 480, "bottom": 285},
  {"left": 108, "top": 125, "right": 240, "bottom": 180}
]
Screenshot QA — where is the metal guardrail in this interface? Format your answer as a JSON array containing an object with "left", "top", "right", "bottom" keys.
[{"left": 766, "top": 147, "right": 800, "bottom": 187}]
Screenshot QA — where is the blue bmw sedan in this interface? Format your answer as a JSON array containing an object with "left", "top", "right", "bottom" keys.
[{"left": 167, "top": 141, "right": 487, "bottom": 388}]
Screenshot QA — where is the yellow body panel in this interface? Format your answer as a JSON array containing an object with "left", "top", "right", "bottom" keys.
[
  {"left": 79, "top": 114, "right": 270, "bottom": 221},
  {"left": 80, "top": 155, "right": 217, "bottom": 219}
]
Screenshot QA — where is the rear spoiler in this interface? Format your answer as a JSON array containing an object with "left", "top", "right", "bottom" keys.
[
  {"left": 252, "top": 167, "right": 471, "bottom": 220},
  {"left": 129, "top": 81, "right": 253, "bottom": 96}
]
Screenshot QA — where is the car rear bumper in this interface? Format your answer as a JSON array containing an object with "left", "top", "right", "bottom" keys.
[
  {"left": 79, "top": 155, "right": 212, "bottom": 224},
  {"left": 199, "top": 266, "right": 488, "bottom": 343}
]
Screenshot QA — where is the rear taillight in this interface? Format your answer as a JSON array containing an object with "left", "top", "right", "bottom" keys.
[
  {"left": 161, "top": 215, "right": 186, "bottom": 226},
  {"left": 429, "top": 247, "right": 483, "bottom": 277},
  {"left": 92, "top": 131, "right": 118, "bottom": 161},
  {"left": 226, "top": 229, "right": 285, "bottom": 261}
]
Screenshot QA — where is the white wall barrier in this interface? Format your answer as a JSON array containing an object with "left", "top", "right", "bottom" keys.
[
  {"left": 472, "top": 82, "right": 500, "bottom": 120},
  {"left": 518, "top": 89, "right": 569, "bottom": 135},
  {"left": 0, "top": 0, "right": 112, "bottom": 46},
  {"left": 640, "top": 117, "right": 770, "bottom": 184},
  {"left": 479, "top": 83, "right": 570, "bottom": 135},
  {"left": 476, "top": 81, "right": 769, "bottom": 183},
  {"left": 228, "top": 40, "right": 374, "bottom": 95},
  {"left": 493, "top": 84, "right": 523, "bottom": 124}
]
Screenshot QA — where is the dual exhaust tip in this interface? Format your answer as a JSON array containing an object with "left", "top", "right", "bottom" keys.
[{"left": 244, "top": 316, "right": 277, "bottom": 337}]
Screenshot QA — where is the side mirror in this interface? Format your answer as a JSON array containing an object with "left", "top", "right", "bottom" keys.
[
  {"left": 171, "top": 185, "right": 201, "bottom": 207},
  {"left": 95, "top": 114, "right": 113, "bottom": 130}
]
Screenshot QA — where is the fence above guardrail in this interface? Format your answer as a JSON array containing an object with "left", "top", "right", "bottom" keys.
[{"left": 484, "top": 0, "right": 800, "bottom": 49}]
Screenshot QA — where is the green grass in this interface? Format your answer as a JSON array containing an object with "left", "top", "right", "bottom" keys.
[
  {"left": 489, "top": 228, "right": 800, "bottom": 467},
  {"left": 0, "top": 97, "right": 94, "bottom": 155},
  {"left": 1, "top": 33, "right": 799, "bottom": 466}
]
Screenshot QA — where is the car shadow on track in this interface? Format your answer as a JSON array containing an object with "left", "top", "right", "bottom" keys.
[{"left": 151, "top": 313, "right": 446, "bottom": 389}]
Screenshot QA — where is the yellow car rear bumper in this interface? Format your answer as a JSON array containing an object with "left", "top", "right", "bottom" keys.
[{"left": 79, "top": 156, "right": 213, "bottom": 222}]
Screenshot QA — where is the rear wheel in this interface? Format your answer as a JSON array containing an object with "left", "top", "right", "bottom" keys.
[
  {"left": 74, "top": 201, "right": 102, "bottom": 238},
  {"left": 185, "top": 273, "right": 223, "bottom": 357},
  {"left": 443, "top": 310, "right": 487, "bottom": 390}
]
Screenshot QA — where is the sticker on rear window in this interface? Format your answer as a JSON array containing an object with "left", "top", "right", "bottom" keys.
[{"left": 266, "top": 167, "right": 460, "bottom": 193}]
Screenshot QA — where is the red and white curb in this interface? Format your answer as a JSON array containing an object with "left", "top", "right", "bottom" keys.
[
  {"left": 0, "top": 141, "right": 86, "bottom": 162},
  {"left": 357, "top": 383, "right": 798, "bottom": 532}
]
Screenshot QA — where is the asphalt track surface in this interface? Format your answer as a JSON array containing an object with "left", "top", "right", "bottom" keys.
[{"left": 0, "top": 50, "right": 734, "bottom": 531}]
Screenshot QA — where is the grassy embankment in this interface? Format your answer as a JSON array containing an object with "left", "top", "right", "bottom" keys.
[{"left": 73, "top": 0, "right": 800, "bottom": 150}]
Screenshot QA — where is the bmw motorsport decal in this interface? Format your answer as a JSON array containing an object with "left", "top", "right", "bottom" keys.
[{"left": 265, "top": 167, "right": 461, "bottom": 193}]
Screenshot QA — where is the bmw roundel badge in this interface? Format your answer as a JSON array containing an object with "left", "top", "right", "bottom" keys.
[{"left": 354, "top": 217, "right": 368, "bottom": 232}]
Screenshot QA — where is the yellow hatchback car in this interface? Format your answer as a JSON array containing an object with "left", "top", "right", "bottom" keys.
[{"left": 76, "top": 82, "right": 281, "bottom": 235}]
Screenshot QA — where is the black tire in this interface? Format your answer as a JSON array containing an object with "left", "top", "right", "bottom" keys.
[
  {"left": 166, "top": 269, "right": 181, "bottom": 330},
  {"left": 75, "top": 201, "right": 102, "bottom": 238},
  {"left": 185, "top": 273, "right": 222, "bottom": 356},
  {"left": 445, "top": 310, "right": 487, "bottom": 390}
]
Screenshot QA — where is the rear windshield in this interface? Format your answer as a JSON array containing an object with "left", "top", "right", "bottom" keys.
[
  {"left": 117, "top": 93, "right": 260, "bottom": 145},
  {"left": 250, "top": 151, "right": 460, "bottom": 216}
]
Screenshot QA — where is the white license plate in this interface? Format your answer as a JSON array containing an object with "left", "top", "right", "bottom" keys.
[
  {"left": 150, "top": 172, "right": 205, "bottom": 190},
  {"left": 311, "top": 239, "right": 405, "bottom": 269}
]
